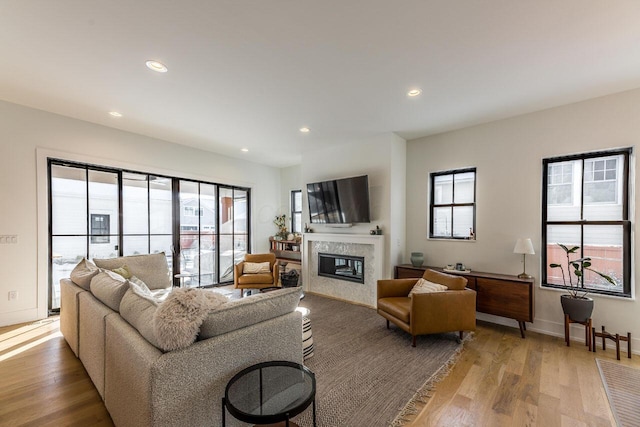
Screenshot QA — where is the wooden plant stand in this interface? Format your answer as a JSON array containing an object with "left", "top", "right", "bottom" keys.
[
  {"left": 592, "top": 325, "right": 631, "bottom": 360},
  {"left": 564, "top": 314, "right": 592, "bottom": 351}
]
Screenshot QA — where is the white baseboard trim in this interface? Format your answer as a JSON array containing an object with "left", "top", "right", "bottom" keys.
[
  {"left": 477, "top": 312, "right": 639, "bottom": 356},
  {"left": 0, "top": 308, "right": 42, "bottom": 328}
]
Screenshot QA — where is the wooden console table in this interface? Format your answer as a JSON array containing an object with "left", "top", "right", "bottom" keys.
[{"left": 394, "top": 265, "right": 535, "bottom": 338}]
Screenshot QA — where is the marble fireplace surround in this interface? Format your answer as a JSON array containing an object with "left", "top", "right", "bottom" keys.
[{"left": 302, "top": 233, "right": 384, "bottom": 308}]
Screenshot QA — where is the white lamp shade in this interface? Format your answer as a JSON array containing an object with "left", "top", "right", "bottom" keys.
[{"left": 513, "top": 238, "right": 535, "bottom": 255}]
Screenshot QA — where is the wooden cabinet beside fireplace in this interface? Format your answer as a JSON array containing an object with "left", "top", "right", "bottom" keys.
[{"left": 394, "top": 265, "right": 534, "bottom": 338}]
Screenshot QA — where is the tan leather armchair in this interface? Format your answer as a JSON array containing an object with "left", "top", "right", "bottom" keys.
[
  {"left": 377, "top": 269, "right": 476, "bottom": 346},
  {"left": 234, "top": 253, "right": 279, "bottom": 297}
]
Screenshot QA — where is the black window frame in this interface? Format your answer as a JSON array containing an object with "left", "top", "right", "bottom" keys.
[
  {"left": 291, "top": 189, "right": 302, "bottom": 234},
  {"left": 541, "top": 148, "right": 632, "bottom": 298},
  {"left": 429, "top": 167, "right": 477, "bottom": 240},
  {"left": 48, "top": 158, "right": 251, "bottom": 311}
]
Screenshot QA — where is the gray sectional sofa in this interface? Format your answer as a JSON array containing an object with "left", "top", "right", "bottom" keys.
[{"left": 60, "top": 253, "right": 303, "bottom": 427}]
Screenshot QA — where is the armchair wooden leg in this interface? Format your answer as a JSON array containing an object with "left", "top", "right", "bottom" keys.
[
  {"left": 386, "top": 319, "right": 389, "bottom": 329},
  {"left": 239, "top": 290, "right": 244, "bottom": 298},
  {"left": 459, "top": 331, "right": 464, "bottom": 340},
  {"left": 412, "top": 335, "right": 416, "bottom": 347}
]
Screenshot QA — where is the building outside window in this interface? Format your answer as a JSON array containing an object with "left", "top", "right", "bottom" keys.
[
  {"left": 429, "top": 168, "right": 476, "bottom": 239},
  {"left": 291, "top": 190, "right": 302, "bottom": 233},
  {"left": 90, "top": 214, "right": 110, "bottom": 243},
  {"left": 542, "top": 148, "right": 631, "bottom": 297}
]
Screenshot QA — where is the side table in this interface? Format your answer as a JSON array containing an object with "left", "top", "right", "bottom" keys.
[{"left": 222, "top": 360, "right": 316, "bottom": 427}]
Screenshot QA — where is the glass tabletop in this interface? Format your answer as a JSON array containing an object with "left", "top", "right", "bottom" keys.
[{"left": 225, "top": 361, "right": 315, "bottom": 423}]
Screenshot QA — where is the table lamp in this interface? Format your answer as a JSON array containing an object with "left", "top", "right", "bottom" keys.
[{"left": 513, "top": 238, "right": 535, "bottom": 279}]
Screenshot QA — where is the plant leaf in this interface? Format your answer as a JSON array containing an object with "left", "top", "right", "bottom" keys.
[{"left": 550, "top": 263, "right": 561, "bottom": 268}]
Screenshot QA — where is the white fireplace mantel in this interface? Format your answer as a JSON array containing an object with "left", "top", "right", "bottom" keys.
[{"left": 302, "top": 233, "right": 384, "bottom": 307}]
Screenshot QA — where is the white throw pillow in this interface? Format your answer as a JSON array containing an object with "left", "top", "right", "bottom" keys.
[
  {"left": 243, "top": 261, "right": 271, "bottom": 274},
  {"left": 409, "top": 278, "right": 448, "bottom": 296}
]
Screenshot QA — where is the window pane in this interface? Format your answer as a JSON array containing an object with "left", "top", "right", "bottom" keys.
[
  {"left": 452, "top": 206, "right": 474, "bottom": 238},
  {"left": 219, "top": 187, "right": 234, "bottom": 234},
  {"left": 88, "top": 170, "right": 119, "bottom": 239},
  {"left": 546, "top": 225, "right": 581, "bottom": 287},
  {"left": 201, "top": 235, "right": 217, "bottom": 286},
  {"left": 219, "top": 234, "right": 234, "bottom": 283},
  {"left": 123, "top": 173, "right": 148, "bottom": 234},
  {"left": 583, "top": 155, "right": 622, "bottom": 220},
  {"left": 433, "top": 207, "right": 452, "bottom": 237},
  {"left": 547, "top": 161, "right": 575, "bottom": 207},
  {"left": 583, "top": 225, "right": 623, "bottom": 293},
  {"left": 234, "top": 189, "right": 247, "bottom": 232},
  {"left": 89, "top": 237, "right": 119, "bottom": 259},
  {"left": 547, "top": 160, "right": 580, "bottom": 221},
  {"left": 434, "top": 175, "right": 453, "bottom": 204},
  {"left": 122, "top": 235, "right": 148, "bottom": 256},
  {"left": 294, "top": 190, "right": 302, "bottom": 211},
  {"left": 180, "top": 181, "right": 200, "bottom": 235},
  {"left": 453, "top": 172, "right": 475, "bottom": 203},
  {"left": 150, "top": 176, "right": 173, "bottom": 234},
  {"left": 293, "top": 213, "right": 302, "bottom": 233},
  {"left": 150, "top": 235, "right": 173, "bottom": 277},
  {"left": 52, "top": 236, "right": 86, "bottom": 309},
  {"left": 200, "top": 184, "right": 216, "bottom": 233},
  {"left": 51, "top": 165, "right": 87, "bottom": 235}
]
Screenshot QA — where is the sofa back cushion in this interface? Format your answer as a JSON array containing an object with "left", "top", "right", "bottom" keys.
[
  {"left": 119, "top": 289, "right": 162, "bottom": 349},
  {"left": 70, "top": 258, "right": 100, "bottom": 290},
  {"left": 422, "top": 269, "right": 468, "bottom": 290},
  {"left": 94, "top": 252, "right": 171, "bottom": 290},
  {"left": 199, "top": 287, "right": 301, "bottom": 340},
  {"left": 90, "top": 270, "right": 130, "bottom": 311}
]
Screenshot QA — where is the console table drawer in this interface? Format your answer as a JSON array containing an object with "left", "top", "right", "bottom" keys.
[{"left": 476, "top": 278, "right": 533, "bottom": 322}]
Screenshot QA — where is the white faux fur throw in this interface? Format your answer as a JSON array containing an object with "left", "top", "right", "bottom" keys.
[{"left": 153, "top": 288, "right": 228, "bottom": 351}]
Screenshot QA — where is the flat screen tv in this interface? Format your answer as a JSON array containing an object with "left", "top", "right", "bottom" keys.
[{"left": 307, "top": 175, "right": 371, "bottom": 224}]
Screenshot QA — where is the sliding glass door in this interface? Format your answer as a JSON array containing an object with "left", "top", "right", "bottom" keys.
[{"left": 48, "top": 159, "right": 251, "bottom": 310}]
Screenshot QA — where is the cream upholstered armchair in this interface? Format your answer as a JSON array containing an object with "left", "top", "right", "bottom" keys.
[
  {"left": 377, "top": 269, "right": 476, "bottom": 346},
  {"left": 234, "top": 253, "right": 279, "bottom": 297}
]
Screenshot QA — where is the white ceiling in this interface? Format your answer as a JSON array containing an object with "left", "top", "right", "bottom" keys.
[{"left": 2, "top": 1, "right": 640, "bottom": 168}]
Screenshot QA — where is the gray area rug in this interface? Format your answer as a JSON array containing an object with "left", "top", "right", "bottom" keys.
[
  {"left": 597, "top": 359, "right": 640, "bottom": 427},
  {"left": 293, "top": 293, "right": 469, "bottom": 427}
]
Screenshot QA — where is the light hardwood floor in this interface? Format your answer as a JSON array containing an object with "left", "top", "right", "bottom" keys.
[
  {"left": 411, "top": 321, "right": 639, "bottom": 427},
  {"left": 1, "top": 317, "right": 637, "bottom": 426}
]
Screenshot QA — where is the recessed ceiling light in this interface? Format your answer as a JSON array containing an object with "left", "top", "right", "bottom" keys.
[
  {"left": 299, "top": 127, "right": 310, "bottom": 133},
  {"left": 145, "top": 60, "right": 168, "bottom": 73},
  {"left": 109, "top": 111, "right": 122, "bottom": 117},
  {"left": 407, "top": 89, "right": 422, "bottom": 97},
  {"left": 241, "top": 148, "right": 249, "bottom": 152}
]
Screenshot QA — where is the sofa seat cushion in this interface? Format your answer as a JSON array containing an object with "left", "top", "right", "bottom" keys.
[
  {"left": 94, "top": 252, "right": 171, "bottom": 290},
  {"left": 199, "top": 287, "right": 301, "bottom": 340},
  {"left": 70, "top": 258, "right": 100, "bottom": 290},
  {"left": 377, "top": 297, "right": 411, "bottom": 324},
  {"left": 90, "top": 270, "right": 129, "bottom": 312},
  {"left": 237, "top": 272, "right": 274, "bottom": 285}
]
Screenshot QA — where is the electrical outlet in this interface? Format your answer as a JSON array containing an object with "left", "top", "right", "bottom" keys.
[{"left": 8, "top": 291, "right": 18, "bottom": 301}]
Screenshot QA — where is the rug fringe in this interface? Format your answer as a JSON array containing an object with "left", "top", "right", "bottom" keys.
[{"left": 389, "top": 332, "right": 475, "bottom": 427}]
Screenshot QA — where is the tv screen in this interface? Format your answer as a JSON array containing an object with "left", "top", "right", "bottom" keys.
[{"left": 307, "top": 175, "right": 371, "bottom": 224}]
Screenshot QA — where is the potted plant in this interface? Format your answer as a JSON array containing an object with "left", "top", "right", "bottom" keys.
[
  {"left": 273, "top": 214, "right": 288, "bottom": 240},
  {"left": 549, "top": 243, "right": 616, "bottom": 322}
]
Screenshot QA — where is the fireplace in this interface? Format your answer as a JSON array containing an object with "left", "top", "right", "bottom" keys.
[{"left": 318, "top": 253, "right": 365, "bottom": 284}]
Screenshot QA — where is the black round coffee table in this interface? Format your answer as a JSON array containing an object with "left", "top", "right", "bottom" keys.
[{"left": 222, "top": 360, "right": 316, "bottom": 427}]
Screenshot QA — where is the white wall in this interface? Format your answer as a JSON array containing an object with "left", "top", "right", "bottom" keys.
[
  {"left": 301, "top": 133, "right": 406, "bottom": 278},
  {"left": 0, "top": 100, "right": 282, "bottom": 327},
  {"left": 406, "top": 88, "right": 640, "bottom": 347}
]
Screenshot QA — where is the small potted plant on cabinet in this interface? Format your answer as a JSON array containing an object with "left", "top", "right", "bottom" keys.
[{"left": 549, "top": 243, "right": 616, "bottom": 322}]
